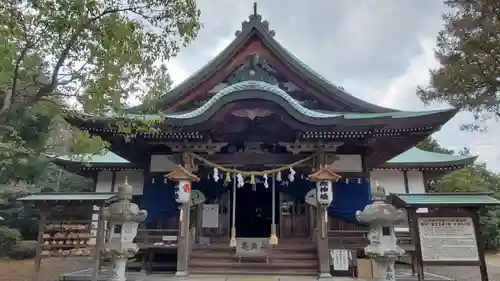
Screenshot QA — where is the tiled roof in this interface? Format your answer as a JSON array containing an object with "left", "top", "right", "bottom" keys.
[
  {"left": 53, "top": 147, "right": 475, "bottom": 169},
  {"left": 388, "top": 193, "right": 500, "bottom": 208}
]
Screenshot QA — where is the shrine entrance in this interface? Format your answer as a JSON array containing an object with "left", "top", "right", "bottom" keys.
[{"left": 231, "top": 183, "right": 280, "bottom": 238}]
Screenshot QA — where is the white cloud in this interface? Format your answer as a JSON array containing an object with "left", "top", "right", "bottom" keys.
[
  {"left": 376, "top": 38, "right": 439, "bottom": 109},
  {"left": 159, "top": 1, "right": 500, "bottom": 172},
  {"left": 167, "top": 59, "right": 190, "bottom": 87}
]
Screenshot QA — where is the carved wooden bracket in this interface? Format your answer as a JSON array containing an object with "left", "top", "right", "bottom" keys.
[
  {"left": 165, "top": 141, "right": 228, "bottom": 155},
  {"left": 279, "top": 141, "right": 343, "bottom": 154}
]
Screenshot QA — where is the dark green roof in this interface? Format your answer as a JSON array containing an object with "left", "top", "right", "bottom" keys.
[
  {"left": 52, "top": 147, "right": 476, "bottom": 170},
  {"left": 130, "top": 12, "right": 397, "bottom": 113},
  {"left": 381, "top": 147, "right": 477, "bottom": 168},
  {"left": 388, "top": 193, "right": 500, "bottom": 208}
]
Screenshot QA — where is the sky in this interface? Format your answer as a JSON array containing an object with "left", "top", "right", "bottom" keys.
[{"left": 162, "top": 0, "right": 500, "bottom": 172}]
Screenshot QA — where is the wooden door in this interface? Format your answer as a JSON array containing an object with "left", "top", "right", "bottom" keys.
[{"left": 280, "top": 194, "right": 309, "bottom": 238}]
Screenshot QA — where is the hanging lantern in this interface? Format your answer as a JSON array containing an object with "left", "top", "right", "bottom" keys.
[
  {"left": 167, "top": 165, "right": 200, "bottom": 204},
  {"left": 308, "top": 167, "right": 341, "bottom": 207},
  {"left": 316, "top": 180, "right": 333, "bottom": 206},
  {"left": 174, "top": 180, "right": 191, "bottom": 203}
]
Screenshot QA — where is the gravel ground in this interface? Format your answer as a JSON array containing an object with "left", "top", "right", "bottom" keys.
[
  {"left": 423, "top": 254, "right": 500, "bottom": 281},
  {"left": 425, "top": 265, "right": 500, "bottom": 281},
  {"left": 0, "top": 258, "right": 93, "bottom": 281}
]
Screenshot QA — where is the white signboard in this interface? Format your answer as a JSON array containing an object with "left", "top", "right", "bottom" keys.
[
  {"left": 330, "top": 249, "right": 349, "bottom": 271},
  {"left": 235, "top": 238, "right": 270, "bottom": 257},
  {"left": 418, "top": 217, "right": 479, "bottom": 262},
  {"left": 121, "top": 222, "right": 138, "bottom": 243},
  {"left": 202, "top": 204, "right": 219, "bottom": 228}
]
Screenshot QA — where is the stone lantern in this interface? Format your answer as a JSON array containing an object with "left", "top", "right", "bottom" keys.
[
  {"left": 102, "top": 179, "right": 147, "bottom": 281},
  {"left": 355, "top": 184, "right": 406, "bottom": 281},
  {"left": 167, "top": 165, "right": 200, "bottom": 277}
]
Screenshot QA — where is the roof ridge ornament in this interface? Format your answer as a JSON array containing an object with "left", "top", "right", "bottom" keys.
[{"left": 235, "top": 1, "right": 275, "bottom": 37}]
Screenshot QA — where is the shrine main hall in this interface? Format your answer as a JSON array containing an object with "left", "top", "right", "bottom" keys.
[{"left": 56, "top": 6, "right": 478, "bottom": 278}]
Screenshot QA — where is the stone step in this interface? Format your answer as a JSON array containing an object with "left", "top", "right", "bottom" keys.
[
  {"left": 193, "top": 244, "right": 315, "bottom": 252},
  {"left": 191, "top": 251, "right": 317, "bottom": 260},
  {"left": 189, "top": 267, "right": 318, "bottom": 276},
  {"left": 189, "top": 259, "right": 318, "bottom": 268}
]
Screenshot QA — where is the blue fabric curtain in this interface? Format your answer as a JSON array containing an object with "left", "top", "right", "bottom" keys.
[
  {"left": 139, "top": 176, "right": 231, "bottom": 223},
  {"left": 280, "top": 179, "right": 313, "bottom": 199},
  {"left": 193, "top": 180, "right": 229, "bottom": 201},
  {"left": 328, "top": 181, "right": 371, "bottom": 223},
  {"left": 140, "top": 174, "right": 179, "bottom": 223}
]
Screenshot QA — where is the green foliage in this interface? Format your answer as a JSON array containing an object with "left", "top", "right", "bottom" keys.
[
  {"left": 417, "top": 0, "right": 500, "bottom": 130},
  {"left": 0, "top": 226, "right": 21, "bottom": 256},
  {"left": 8, "top": 245, "right": 36, "bottom": 260},
  {"left": 0, "top": 0, "right": 201, "bottom": 168},
  {"left": 7, "top": 241, "right": 36, "bottom": 260},
  {"left": 416, "top": 137, "right": 454, "bottom": 155}
]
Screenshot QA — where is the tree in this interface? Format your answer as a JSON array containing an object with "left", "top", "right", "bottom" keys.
[
  {"left": 416, "top": 137, "right": 455, "bottom": 155},
  {"left": 0, "top": 0, "right": 201, "bottom": 167},
  {"left": 417, "top": 0, "right": 500, "bottom": 130}
]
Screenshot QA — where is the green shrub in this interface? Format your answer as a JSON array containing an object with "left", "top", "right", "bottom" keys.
[
  {"left": 8, "top": 243, "right": 36, "bottom": 260},
  {"left": 0, "top": 226, "right": 21, "bottom": 255}
]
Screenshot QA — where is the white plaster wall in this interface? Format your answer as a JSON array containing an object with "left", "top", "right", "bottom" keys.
[
  {"left": 115, "top": 170, "right": 144, "bottom": 195},
  {"left": 329, "top": 154, "right": 362, "bottom": 172},
  {"left": 370, "top": 170, "right": 406, "bottom": 194},
  {"left": 406, "top": 170, "right": 426, "bottom": 193},
  {"left": 95, "top": 171, "right": 113, "bottom": 192},
  {"left": 369, "top": 170, "right": 426, "bottom": 195},
  {"left": 95, "top": 170, "right": 144, "bottom": 195},
  {"left": 90, "top": 170, "right": 145, "bottom": 245},
  {"left": 150, "top": 154, "right": 179, "bottom": 172}
]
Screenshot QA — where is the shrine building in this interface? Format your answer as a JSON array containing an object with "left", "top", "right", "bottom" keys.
[{"left": 57, "top": 7, "right": 477, "bottom": 277}]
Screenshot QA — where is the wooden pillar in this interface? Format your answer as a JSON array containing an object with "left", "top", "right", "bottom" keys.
[
  {"left": 408, "top": 208, "right": 425, "bottom": 281},
  {"left": 471, "top": 208, "right": 489, "bottom": 281},
  {"left": 314, "top": 152, "right": 332, "bottom": 279},
  {"left": 316, "top": 203, "right": 331, "bottom": 278},
  {"left": 196, "top": 204, "right": 203, "bottom": 242},
  {"left": 32, "top": 205, "right": 47, "bottom": 281},
  {"left": 176, "top": 201, "right": 191, "bottom": 277},
  {"left": 91, "top": 203, "right": 106, "bottom": 281},
  {"left": 167, "top": 154, "right": 199, "bottom": 278},
  {"left": 403, "top": 170, "right": 410, "bottom": 194}
]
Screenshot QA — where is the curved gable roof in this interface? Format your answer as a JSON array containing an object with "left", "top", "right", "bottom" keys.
[
  {"left": 94, "top": 81, "right": 456, "bottom": 127},
  {"left": 132, "top": 12, "right": 396, "bottom": 113}
]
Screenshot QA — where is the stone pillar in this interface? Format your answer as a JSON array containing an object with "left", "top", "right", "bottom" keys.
[{"left": 167, "top": 164, "right": 200, "bottom": 278}]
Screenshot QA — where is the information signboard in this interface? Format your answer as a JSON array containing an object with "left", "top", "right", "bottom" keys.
[{"left": 418, "top": 217, "right": 479, "bottom": 262}]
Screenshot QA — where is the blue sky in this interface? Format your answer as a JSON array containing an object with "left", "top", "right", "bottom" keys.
[{"left": 162, "top": 0, "right": 499, "bottom": 171}]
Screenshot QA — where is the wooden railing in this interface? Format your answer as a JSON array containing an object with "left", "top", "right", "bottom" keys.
[
  {"left": 134, "top": 228, "right": 179, "bottom": 248},
  {"left": 327, "top": 229, "right": 414, "bottom": 251}
]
